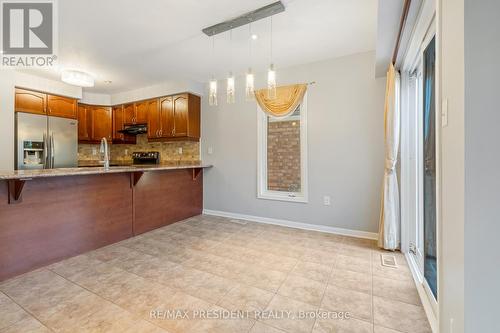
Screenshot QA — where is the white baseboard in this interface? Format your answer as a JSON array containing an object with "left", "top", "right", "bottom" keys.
[
  {"left": 202, "top": 209, "right": 378, "bottom": 240},
  {"left": 405, "top": 253, "right": 438, "bottom": 333}
]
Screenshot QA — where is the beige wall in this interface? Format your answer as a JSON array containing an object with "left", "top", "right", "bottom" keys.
[
  {"left": 438, "top": 0, "right": 465, "bottom": 332},
  {"left": 202, "top": 52, "right": 386, "bottom": 234}
]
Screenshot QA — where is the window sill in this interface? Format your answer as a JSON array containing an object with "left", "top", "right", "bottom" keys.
[{"left": 257, "top": 192, "right": 308, "bottom": 203}]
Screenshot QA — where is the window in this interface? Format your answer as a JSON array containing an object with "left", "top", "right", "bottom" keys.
[{"left": 257, "top": 94, "right": 308, "bottom": 202}]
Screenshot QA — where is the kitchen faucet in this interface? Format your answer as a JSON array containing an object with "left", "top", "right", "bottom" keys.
[{"left": 100, "top": 137, "right": 110, "bottom": 170}]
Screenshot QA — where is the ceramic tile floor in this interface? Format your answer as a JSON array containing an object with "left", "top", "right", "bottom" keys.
[{"left": 0, "top": 215, "right": 432, "bottom": 333}]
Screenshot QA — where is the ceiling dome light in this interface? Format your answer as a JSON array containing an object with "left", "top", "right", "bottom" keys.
[
  {"left": 61, "top": 70, "right": 94, "bottom": 87},
  {"left": 251, "top": 34, "right": 258, "bottom": 40}
]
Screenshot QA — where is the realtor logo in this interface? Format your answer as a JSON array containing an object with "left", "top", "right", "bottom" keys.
[{"left": 1, "top": 0, "right": 57, "bottom": 67}]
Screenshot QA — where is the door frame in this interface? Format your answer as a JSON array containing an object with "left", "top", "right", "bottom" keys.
[{"left": 399, "top": 0, "right": 439, "bottom": 327}]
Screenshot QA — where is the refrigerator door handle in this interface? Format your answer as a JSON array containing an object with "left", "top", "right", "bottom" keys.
[
  {"left": 43, "top": 133, "right": 48, "bottom": 169},
  {"left": 51, "top": 134, "right": 55, "bottom": 169}
]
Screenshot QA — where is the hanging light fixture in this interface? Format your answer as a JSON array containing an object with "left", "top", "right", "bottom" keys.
[
  {"left": 246, "top": 68, "right": 255, "bottom": 101},
  {"left": 208, "top": 37, "right": 218, "bottom": 106},
  {"left": 246, "top": 24, "right": 255, "bottom": 101},
  {"left": 209, "top": 77, "right": 218, "bottom": 106},
  {"left": 267, "top": 16, "right": 277, "bottom": 99},
  {"left": 226, "top": 30, "right": 235, "bottom": 104},
  {"left": 227, "top": 71, "right": 235, "bottom": 104}
]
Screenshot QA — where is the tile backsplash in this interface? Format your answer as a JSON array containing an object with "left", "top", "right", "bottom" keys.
[{"left": 78, "top": 134, "right": 200, "bottom": 163}]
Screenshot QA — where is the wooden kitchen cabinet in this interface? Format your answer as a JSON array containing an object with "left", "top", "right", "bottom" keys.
[
  {"left": 134, "top": 100, "right": 149, "bottom": 124},
  {"left": 122, "top": 101, "right": 148, "bottom": 125},
  {"left": 15, "top": 88, "right": 77, "bottom": 119},
  {"left": 77, "top": 104, "right": 112, "bottom": 143},
  {"left": 149, "top": 93, "right": 200, "bottom": 141},
  {"left": 92, "top": 106, "right": 112, "bottom": 142},
  {"left": 47, "top": 95, "right": 77, "bottom": 119},
  {"left": 15, "top": 88, "right": 46, "bottom": 115},
  {"left": 123, "top": 103, "right": 135, "bottom": 124},
  {"left": 112, "top": 105, "right": 136, "bottom": 144},
  {"left": 159, "top": 96, "right": 174, "bottom": 138},
  {"left": 77, "top": 104, "right": 93, "bottom": 141},
  {"left": 147, "top": 99, "right": 161, "bottom": 139}
]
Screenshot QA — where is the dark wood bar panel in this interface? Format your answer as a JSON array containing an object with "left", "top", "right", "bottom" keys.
[
  {"left": 133, "top": 169, "right": 203, "bottom": 235},
  {"left": 0, "top": 167, "right": 205, "bottom": 281}
]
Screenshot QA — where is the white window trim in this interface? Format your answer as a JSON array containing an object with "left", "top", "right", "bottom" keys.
[{"left": 257, "top": 93, "right": 308, "bottom": 203}]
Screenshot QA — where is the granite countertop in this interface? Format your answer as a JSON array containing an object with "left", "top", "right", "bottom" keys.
[{"left": 0, "top": 163, "right": 212, "bottom": 180}]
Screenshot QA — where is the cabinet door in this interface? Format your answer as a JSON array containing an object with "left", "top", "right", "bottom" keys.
[
  {"left": 77, "top": 105, "right": 92, "bottom": 141},
  {"left": 147, "top": 99, "right": 161, "bottom": 139},
  {"left": 173, "top": 94, "right": 188, "bottom": 137},
  {"left": 135, "top": 101, "right": 149, "bottom": 124},
  {"left": 112, "top": 106, "right": 124, "bottom": 141},
  {"left": 15, "top": 88, "right": 46, "bottom": 115},
  {"left": 159, "top": 96, "right": 174, "bottom": 138},
  {"left": 123, "top": 103, "right": 135, "bottom": 124},
  {"left": 47, "top": 95, "right": 77, "bottom": 119},
  {"left": 91, "top": 107, "right": 112, "bottom": 141}
]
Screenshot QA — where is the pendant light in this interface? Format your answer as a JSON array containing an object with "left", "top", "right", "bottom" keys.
[
  {"left": 267, "top": 16, "right": 277, "bottom": 99},
  {"left": 227, "top": 30, "right": 235, "bottom": 104},
  {"left": 227, "top": 71, "right": 235, "bottom": 104},
  {"left": 208, "top": 37, "right": 218, "bottom": 106},
  {"left": 245, "top": 24, "right": 255, "bottom": 101}
]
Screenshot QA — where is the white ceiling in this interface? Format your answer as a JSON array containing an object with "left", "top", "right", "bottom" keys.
[{"left": 25, "top": 0, "right": 377, "bottom": 93}]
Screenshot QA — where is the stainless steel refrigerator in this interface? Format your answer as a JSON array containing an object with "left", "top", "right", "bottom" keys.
[{"left": 15, "top": 112, "right": 78, "bottom": 170}]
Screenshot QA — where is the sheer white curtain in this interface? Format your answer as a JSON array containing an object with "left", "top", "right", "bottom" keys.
[{"left": 378, "top": 64, "right": 401, "bottom": 250}]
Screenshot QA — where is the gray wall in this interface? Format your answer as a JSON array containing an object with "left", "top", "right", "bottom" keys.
[
  {"left": 202, "top": 52, "right": 386, "bottom": 234},
  {"left": 464, "top": 0, "right": 500, "bottom": 331}
]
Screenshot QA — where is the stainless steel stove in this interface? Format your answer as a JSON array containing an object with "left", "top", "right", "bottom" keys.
[{"left": 132, "top": 152, "right": 160, "bottom": 165}]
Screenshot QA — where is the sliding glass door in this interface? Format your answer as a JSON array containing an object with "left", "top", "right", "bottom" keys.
[
  {"left": 405, "top": 34, "right": 437, "bottom": 303},
  {"left": 422, "top": 36, "right": 437, "bottom": 299}
]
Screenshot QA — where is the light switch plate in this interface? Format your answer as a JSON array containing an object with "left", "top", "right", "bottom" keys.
[
  {"left": 323, "top": 196, "right": 331, "bottom": 206},
  {"left": 178, "top": 147, "right": 183, "bottom": 154},
  {"left": 442, "top": 99, "right": 449, "bottom": 127},
  {"left": 208, "top": 147, "right": 214, "bottom": 155}
]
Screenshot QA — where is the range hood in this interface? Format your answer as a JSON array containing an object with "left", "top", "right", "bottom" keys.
[{"left": 118, "top": 124, "right": 147, "bottom": 135}]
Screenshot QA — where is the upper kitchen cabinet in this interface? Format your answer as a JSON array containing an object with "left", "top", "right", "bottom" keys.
[
  {"left": 112, "top": 105, "right": 136, "bottom": 144},
  {"left": 47, "top": 95, "right": 77, "bottom": 119},
  {"left": 77, "top": 104, "right": 112, "bottom": 143},
  {"left": 174, "top": 93, "right": 200, "bottom": 140},
  {"left": 123, "top": 101, "right": 148, "bottom": 125},
  {"left": 92, "top": 106, "right": 112, "bottom": 142},
  {"left": 15, "top": 88, "right": 77, "bottom": 119},
  {"left": 150, "top": 93, "right": 200, "bottom": 141},
  {"left": 15, "top": 88, "right": 46, "bottom": 115},
  {"left": 77, "top": 104, "right": 93, "bottom": 141},
  {"left": 134, "top": 100, "right": 149, "bottom": 124},
  {"left": 123, "top": 103, "right": 135, "bottom": 125}
]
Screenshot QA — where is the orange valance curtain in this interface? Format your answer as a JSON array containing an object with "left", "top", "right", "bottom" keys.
[{"left": 254, "top": 84, "right": 307, "bottom": 117}]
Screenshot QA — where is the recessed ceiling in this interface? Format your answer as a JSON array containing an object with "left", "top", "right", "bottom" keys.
[{"left": 23, "top": 0, "right": 377, "bottom": 94}]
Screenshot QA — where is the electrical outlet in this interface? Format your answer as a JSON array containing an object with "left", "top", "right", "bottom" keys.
[
  {"left": 178, "top": 147, "right": 183, "bottom": 154},
  {"left": 323, "top": 196, "right": 331, "bottom": 206},
  {"left": 208, "top": 147, "right": 214, "bottom": 155}
]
